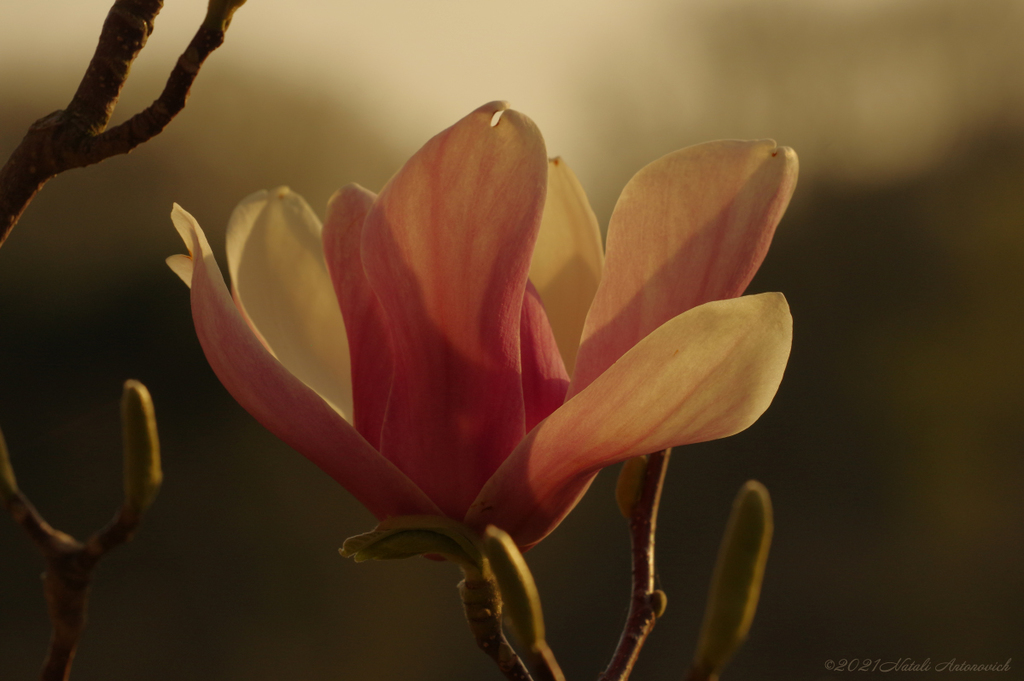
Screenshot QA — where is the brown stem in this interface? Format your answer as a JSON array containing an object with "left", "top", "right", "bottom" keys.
[
  {"left": 3, "top": 491, "right": 144, "bottom": 681},
  {"left": 460, "top": 575, "right": 536, "bottom": 681},
  {"left": 598, "top": 449, "right": 671, "bottom": 681},
  {"left": 0, "top": 0, "right": 228, "bottom": 249}
]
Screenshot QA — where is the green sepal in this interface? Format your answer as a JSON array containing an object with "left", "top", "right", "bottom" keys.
[
  {"left": 121, "top": 380, "right": 162, "bottom": 514},
  {"left": 340, "top": 515, "right": 486, "bottom": 573},
  {"left": 0, "top": 424, "right": 18, "bottom": 503},
  {"left": 483, "top": 525, "right": 546, "bottom": 652},
  {"left": 693, "top": 480, "right": 773, "bottom": 678}
]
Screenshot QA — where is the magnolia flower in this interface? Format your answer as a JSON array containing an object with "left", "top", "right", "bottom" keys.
[{"left": 167, "top": 101, "right": 797, "bottom": 549}]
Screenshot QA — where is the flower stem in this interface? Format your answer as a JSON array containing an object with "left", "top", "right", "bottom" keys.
[
  {"left": 459, "top": 572, "right": 535, "bottom": 681},
  {"left": 598, "top": 448, "right": 671, "bottom": 681}
]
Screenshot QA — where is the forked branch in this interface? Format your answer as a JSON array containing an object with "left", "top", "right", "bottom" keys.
[{"left": 0, "top": 0, "right": 239, "bottom": 249}]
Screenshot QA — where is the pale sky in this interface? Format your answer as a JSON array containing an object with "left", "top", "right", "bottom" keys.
[
  {"left": 3, "top": 0, "right": 1022, "bottom": 187},
  {"left": 1, "top": 0, "right": 676, "bottom": 159}
]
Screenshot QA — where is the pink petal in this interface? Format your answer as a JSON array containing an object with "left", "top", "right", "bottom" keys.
[
  {"left": 467, "top": 293, "right": 792, "bottom": 548},
  {"left": 360, "top": 101, "right": 548, "bottom": 518},
  {"left": 169, "top": 204, "right": 441, "bottom": 520},
  {"left": 571, "top": 140, "right": 798, "bottom": 397},
  {"left": 225, "top": 188, "right": 355, "bottom": 418},
  {"left": 322, "top": 184, "right": 393, "bottom": 450},
  {"left": 521, "top": 280, "right": 570, "bottom": 433},
  {"left": 529, "top": 157, "right": 604, "bottom": 376}
]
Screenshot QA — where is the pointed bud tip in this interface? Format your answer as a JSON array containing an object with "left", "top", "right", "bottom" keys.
[
  {"left": 121, "top": 380, "right": 162, "bottom": 513},
  {"left": 483, "top": 525, "right": 547, "bottom": 651},
  {"left": 693, "top": 480, "right": 773, "bottom": 677}
]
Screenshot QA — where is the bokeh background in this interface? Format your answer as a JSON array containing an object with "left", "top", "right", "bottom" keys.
[{"left": 2, "top": 0, "right": 1022, "bottom": 679}]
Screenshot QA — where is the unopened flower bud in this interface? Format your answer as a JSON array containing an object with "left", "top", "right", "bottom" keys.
[
  {"left": 692, "top": 480, "right": 773, "bottom": 679},
  {"left": 121, "top": 380, "right": 162, "bottom": 514},
  {"left": 483, "top": 525, "right": 546, "bottom": 652}
]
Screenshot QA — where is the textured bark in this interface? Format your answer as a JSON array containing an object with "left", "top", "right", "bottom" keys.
[
  {"left": 0, "top": 0, "right": 226, "bottom": 249},
  {"left": 460, "top": 574, "right": 535, "bottom": 681},
  {"left": 598, "top": 449, "right": 671, "bottom": 681}
]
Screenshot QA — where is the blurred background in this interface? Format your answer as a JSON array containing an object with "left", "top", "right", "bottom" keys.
[{"left": 1, "top": 0, "right": 1022, "bottom": 679}]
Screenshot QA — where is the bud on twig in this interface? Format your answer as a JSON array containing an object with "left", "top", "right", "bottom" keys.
[
  {"left": 483, "top": 526, "right": 546, "bottom": 651},
  {"left": 691, "top": 481, "right": 773, "bottom": 680},
  {"left": 121, "top": 380, "right": 162, "bottom": 514},
  {"left": 483, "top": 526, "right": 566, "bottom": 681},
  {"left": 615, "top": 455, "right": 648, "bottom": 518}
]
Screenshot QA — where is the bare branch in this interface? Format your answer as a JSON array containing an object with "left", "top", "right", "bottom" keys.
[
  {"left": 0, "top": 0, "right": 230, "bottom": 249},
  {"left": 3, "top": 487, "right": 145, "bottom": 681},
  {"left": 1, "top": 380, "right": 160, "bottom": 680}
]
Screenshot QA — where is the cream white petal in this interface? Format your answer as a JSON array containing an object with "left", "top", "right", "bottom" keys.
[
  {"left": 225, "top": 187, "right": 354, "bottom": 419},
  {"left": 529, "top": 157, "right": 604, "bottom": 376},
  {"left": 165, "top": 254, "right": 194, "bottom": 287}
]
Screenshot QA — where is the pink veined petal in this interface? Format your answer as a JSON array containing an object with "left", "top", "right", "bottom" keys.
[
  {"left": 571, "top": 140, "right": 798, "bottom": 398},
  {"left": 168, "top": 203, "right": 441, "bottom": 520},
  {"left": 322, "top": 184, "right": 393, "bottom": 450},
  {"left": 361, "top": 101, "right": 548, "bottom": 519},
  {"left": 467, "top": 292, "right": 793, "bottom": 548},
  {"left": 529, "top": 157, "right": 604, "bottom": 377},
  {"left": 225, "top": 188, "right": 355, "bottom": 419},
  {"left": 521, "top": 280, "right": 570, "bottom": 433}
]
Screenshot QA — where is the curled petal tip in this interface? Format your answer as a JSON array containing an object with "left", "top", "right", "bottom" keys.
[
  {"left": 170, "top": 203, "right": 196, "bottom": 253},
  {"left": 166, "top": 254, "right": 194, "bottom": 288}
]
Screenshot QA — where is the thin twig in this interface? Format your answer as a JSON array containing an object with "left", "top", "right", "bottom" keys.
[
  {"left": 598, "top": 449, "right": 671, "bottom": 681},
  {"left": 3, "top": 491, "right": 143, "bottom": 681},
  {"left": 0, "top": 0, "right": 229, "bottom": 249}
]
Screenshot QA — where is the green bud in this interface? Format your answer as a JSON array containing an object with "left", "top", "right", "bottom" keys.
[
  {"left": 0, "top": 425, "right": 18, "bottom": 504},
  {"left": 650, "top": 589, "right": 668, "bottom": 618},
  {"left": 121, "top": 380, "right": 162, "bottom": 514},
  {"left": 483, "top": 525, "right": 546, "bottom": 652},
  {"left": 615, "top": 455, "right": 648, "bottom": 518},
  {"left": 340, "top": 515, "right": 485, "bottom": 572},
  {"left": 692, "top": 480, "right": 773, "bottom": 678},
  {"left": 204, "top": 0, "right": 247, "bottom": 31}
]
